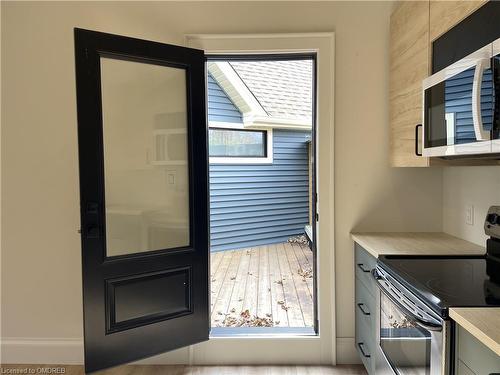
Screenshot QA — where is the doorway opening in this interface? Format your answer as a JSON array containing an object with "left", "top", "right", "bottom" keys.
[{"left": 207, "top": 55, "right": 317, "bottom": 335}]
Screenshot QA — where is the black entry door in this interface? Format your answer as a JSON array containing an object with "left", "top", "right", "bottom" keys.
[{"left": 74, "top": 29, "right": 209, "bottom": 373}]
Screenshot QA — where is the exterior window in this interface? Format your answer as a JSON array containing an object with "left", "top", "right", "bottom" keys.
[{"left": 209, "top": 128, "right": 267, "bottom": 157}]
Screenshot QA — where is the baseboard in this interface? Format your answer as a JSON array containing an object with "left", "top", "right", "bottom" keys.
[
  {"left": 1, "top": 336, "right": 357, "bottom": 365},
  {"left": 335, "top": 337, "right": 361, "bottom": 365},
  {"left": 0, "top": 337, "right": 189, "bottom": 365},
  {"left": 1, "top": 338, "right": 84, "bottom": 364}
]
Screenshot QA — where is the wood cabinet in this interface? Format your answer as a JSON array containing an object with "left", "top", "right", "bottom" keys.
[
  {"left": 389, "top": 1, "right": 430, "bottom": 167},
  {"left": 429, "top": 1, "right": 487, "bottom": 42},
  {"left": 389, "top": 0, "right": 488, "bottom": 167}
]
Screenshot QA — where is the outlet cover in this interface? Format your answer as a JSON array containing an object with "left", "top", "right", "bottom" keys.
[{"left": 465, "top": 205, "right": 474, "bottom": 226}]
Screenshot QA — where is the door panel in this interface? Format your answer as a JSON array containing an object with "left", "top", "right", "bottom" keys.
[{"left": 74, "top": 29, "right": 209, "bottom": 373}]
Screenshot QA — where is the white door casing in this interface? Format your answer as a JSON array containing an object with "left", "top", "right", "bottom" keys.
[{"left": 168, "top": 33, "right": 336, "bottom": 366}]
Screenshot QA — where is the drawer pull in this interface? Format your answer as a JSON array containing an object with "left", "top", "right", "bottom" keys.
[
  {"left": 357, "top": 263, "right": 370, "bottom": 273},
  {"left": 357, "top": 342, "right": 371, "bottom": 358},
  {"left": 357, "top": 303, "right": 370, "bottom": 316}
]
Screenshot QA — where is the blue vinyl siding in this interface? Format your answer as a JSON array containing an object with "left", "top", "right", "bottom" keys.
[
  {"left": 208, "top": 73, "right": 242, "bottom": 123},
  {"left": 209, "top": 130, "right": 311, "bottom": 252},
  {"left": 207, "top": 74, "right": 311, "bottom": 252},
  {"left": 445, "top": 67, "right": 494, "bottom": 144}
]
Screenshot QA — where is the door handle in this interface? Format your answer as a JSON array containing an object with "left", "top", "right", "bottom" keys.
[
  {"left": 357, "top": 342, "right": 371, "bottom": 358},
  {"left": 415, "top": 124, "right": 422, "bottom": 156},
  {"left": 371, "top": 268, "right": 443, "bottom": 331},
  {"left": 86, "top": 225, "right": 100, "bottom": 239},
  {"left": 84, "top": 202, "right": 101, "bottom": 239},
  {"left": 357, "top": 303, "right": 370, "bottom": 316},
  {"left": 472, "top": 58, "right": 492, "bottom": 141},
  {"left": 357, "top": 263, "right": 370, "bottom": 273}
]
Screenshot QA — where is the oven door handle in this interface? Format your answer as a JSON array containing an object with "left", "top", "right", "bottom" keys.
[{"left": 371, "top": 269, "right": 443, "bottom": 332}]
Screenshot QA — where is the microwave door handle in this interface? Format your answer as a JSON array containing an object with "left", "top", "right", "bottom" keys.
[
  {"left": 371, "top": 269, "right": 443, "bottom": 332},
  {"left": 472, "top": 58, "right": 491, "bottom": 141}
]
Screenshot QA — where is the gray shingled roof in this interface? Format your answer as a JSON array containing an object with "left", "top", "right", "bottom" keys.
[{"left": 229, "top": 60, "right": 312, "bottom": 122}]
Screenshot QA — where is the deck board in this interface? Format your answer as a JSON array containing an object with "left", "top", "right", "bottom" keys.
[
  {"left": 284, "top": 243, "right": 314, "bottom": 327},
  {"left": 268, "top": 243, "right": 289, "bottom": 327},
  {"left": 276, "top": 242, "right": 304, "bottom": 327},
  {"left": 210, "top": 251, "right": 233, "bottom": 324},
  {"left": 291, "top": 242, "right": 314, "bottom": 298},
  {"left": 212, "top": 249, "right": 242, "bottom": 324},
  {"left": 211, "top": 242, "right": 314, "bottom": 328}
]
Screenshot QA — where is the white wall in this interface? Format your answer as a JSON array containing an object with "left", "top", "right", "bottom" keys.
[
  {"left": 443, "top": 167, "right": 500, "bottom": 245},
  {"left": 1, "top": 1, "right": 444, "bottom": 364}
]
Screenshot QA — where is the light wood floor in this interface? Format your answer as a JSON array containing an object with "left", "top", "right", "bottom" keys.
[
  {"left": 0, "top": 365, "right": 367, "bottom": 375},
  {"left": 210, "top": 242, "right": 314, "bottom": 328}
]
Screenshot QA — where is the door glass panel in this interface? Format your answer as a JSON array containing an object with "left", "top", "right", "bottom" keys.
[{"left": 100, "top": 57, "right": 190, "bottom": 257}]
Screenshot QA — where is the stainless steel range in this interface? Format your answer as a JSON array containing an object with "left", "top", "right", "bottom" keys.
[{"left": 371, "top": 206, "right": 500, "bottom": 375}]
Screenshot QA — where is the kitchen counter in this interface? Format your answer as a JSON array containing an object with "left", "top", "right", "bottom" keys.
[
  {"left": 350, "top": 232, "right": 485, "bottom": 258},
  {"left": 450, "top": 307, "right": 500, "bottom": 356}
]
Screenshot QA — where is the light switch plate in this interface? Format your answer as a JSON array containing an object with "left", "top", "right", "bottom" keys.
[{"left": 465, "top": 205, "right": 474, "bottom": 226}]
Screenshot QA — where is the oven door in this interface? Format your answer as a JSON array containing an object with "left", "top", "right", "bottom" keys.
[
  {"left": 372, "top": 270, "right": 449, "bottom": 375},
  {"left": 422, "top": 43, "right": 494, "bottom": 157},
  {"left": 379, "top": 292, "right": 442, "bottom": 375}
]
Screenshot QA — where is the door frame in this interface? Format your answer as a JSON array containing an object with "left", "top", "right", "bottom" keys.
[{"left": 136, "top": 32, "right": 336, "bottom": 366}]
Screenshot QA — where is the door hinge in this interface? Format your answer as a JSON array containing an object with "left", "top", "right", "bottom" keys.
[{"left": 316, "top": 212, "right": 319, "bottom": 222}]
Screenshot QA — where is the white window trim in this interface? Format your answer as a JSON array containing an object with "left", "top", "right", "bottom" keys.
[{"left": 208, "top": 121, "right": 273, "bottom": 164}]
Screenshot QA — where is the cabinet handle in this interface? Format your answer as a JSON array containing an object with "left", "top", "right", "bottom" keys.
[
  {"left": 357, "top": 303, "right": 370, "bottom": 316},
  {"left": 357, "top": 342, "right": 371, "bottom": 358},
  {"left": 415, "top": 124, "right": 422, "bottom": 156},
  {"left": 357, "top": 263, "right": 370, "bottom": 273},
  {"left": 472, "top": 58, "right": 491, "bottom": 141}
]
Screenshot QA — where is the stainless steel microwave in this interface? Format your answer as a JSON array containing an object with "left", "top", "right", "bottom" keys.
[{"left": 422, "top": 38, "right": 500, "bottom": 157}]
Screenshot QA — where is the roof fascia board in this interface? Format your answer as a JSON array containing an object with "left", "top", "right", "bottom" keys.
[
  {"left": 245, "top": 116, "right": 312, "bottom": 130},
  {"left": 208, "top": 61, "right": 267, "bottom": 117}
]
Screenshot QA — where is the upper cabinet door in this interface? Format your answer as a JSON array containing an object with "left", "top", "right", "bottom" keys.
[
  {"left": 74, "top": 29, "right": 209, "bottom": 373},
  {"left": 389, "top": 1, "right": 430, "bottom": 167},
  {"left": 429, "top": 0, "right": 488, "bottom": 42}
]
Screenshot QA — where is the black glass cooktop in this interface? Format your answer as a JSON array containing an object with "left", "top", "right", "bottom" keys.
[{"left": 378, "top": 255, "right": 500, "bottom": 318}]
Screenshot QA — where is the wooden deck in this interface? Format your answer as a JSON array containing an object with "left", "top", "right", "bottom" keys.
[{"left": 210, "top": 242, "right": 314, "bottom": 328}]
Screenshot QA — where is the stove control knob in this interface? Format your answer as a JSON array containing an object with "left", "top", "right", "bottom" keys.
[
  {"left": 485, "top": 206, "right": 500, "bottom": 238},
  {"left": 487, "top": 213, "right": 499, "bottom": 225}
]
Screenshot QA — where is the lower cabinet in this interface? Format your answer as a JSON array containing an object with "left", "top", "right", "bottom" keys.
[
  {"left": 355, "top": 243, "right": 377, "bottom": 374},
  {"left": 455, "top": 326, "right": 500, "bottom": 375}
]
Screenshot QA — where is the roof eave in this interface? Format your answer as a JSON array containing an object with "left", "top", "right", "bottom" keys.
[
  {"left": 207, "top": 61, "right": 267, "bottom": 117},
  {"left": 243, "top": 115, "right": 312, "bottom": 130}
]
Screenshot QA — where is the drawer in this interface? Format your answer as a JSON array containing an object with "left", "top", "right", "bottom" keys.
[
  {"left": 355, "top": 315, "right": 375, "bottom": 374},
  {"left": 355, "top": 243, "right": 377, "bottom": 297},
  {"left": 457, "top": 326, "right": 500, "bottom": 374},
  {"left": 355, "top": 277, "right": 376, "bottom": 331}
]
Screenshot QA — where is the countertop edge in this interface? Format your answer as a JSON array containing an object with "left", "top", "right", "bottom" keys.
[
  {"left": 449, "top": 308, "right": 500, "bottom": 357},
  {"left": 350, "top": 231, "right": 485, "bottom": 258},
  {"left": 350, "top": 233, "right": 379, "bottom": 258}
]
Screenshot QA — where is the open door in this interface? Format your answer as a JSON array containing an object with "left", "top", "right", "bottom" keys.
[{"left": 74, "top": 29, "right": 209, "bottom": 372}]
